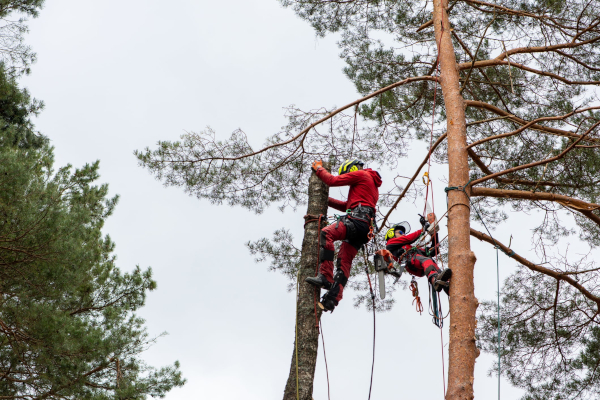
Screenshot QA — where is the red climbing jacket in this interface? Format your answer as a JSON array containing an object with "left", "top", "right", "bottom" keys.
[
  {"left": 315, "top": 168, "right": 382, "bottom": 211},
  {"left": 385, "top": 230, "right": 441, "bottom": 279},
  {"left": 385, "top": 229, "right": 424, "bottom": 261}
]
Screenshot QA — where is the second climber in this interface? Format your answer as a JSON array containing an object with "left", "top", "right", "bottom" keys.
[
  {"left": 305, "top": 158, "right": 382, "bottom": 312},
  {"left": 378, "top": 213, "right": 452, "bottom": 294}
]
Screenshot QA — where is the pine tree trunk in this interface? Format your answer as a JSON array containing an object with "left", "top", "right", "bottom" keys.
[
  {"left": 282, "top": 163, "right": 330, "bottom": 400},
  {"left": 431, "top": 2, "right": 479, "bottom": 400}
]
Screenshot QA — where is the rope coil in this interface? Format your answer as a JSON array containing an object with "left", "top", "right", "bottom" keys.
[{"left": 410, "top": 279, "right": 424, "bottom": 314}]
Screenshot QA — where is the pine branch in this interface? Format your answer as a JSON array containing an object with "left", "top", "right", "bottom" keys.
[
  {"left": 458, "top": 58, "right": 600, "bottom": 85},
  {"left": 465, "top": 100, "right": 600, "bottom": 143},
  {"left": 470, "top": 227, "right": 600, "bottom": 308},
  {"left": 467, "top": 106, "right": 600, "bottom": 149},
  {"left": 470, "top": 120, "right": 600, "bottom": 186},
  {"left": 151, "top": 76, "right": 437, "bottom": 165}
]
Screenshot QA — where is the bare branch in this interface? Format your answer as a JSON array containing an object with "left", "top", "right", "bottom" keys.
[
  {"left": 470, "top": 120, "right": 600, "bottom": 186},
  {"left": 178, "top": 76, "right": 437, "bottom": 164},
  {"left": 471, "top": 187, "right": 600, "bottom": 229},
  {"left": 470, "top": 227, "right": 600, "bottom": 308},
  {"left": 378, "top": 132, "right": 447, "bottom": 231},
  {"left": 458, "top": 59, "right": 600, "bottom": 85},
  {"left": 465, "top": 100, "right": 600, "bottom": 143},
  {"left": 467, "top": 106, "right": 600, "bottom": 149}
]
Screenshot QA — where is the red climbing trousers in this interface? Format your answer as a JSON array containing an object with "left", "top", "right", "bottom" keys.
[
  {"left": 405, "top": 250, "right": 441, "bottom": 282},
  {"left": 319, "top": 221, "right": 359, "bottom": 303}
]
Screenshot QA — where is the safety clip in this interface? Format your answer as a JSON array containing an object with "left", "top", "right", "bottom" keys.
[{"left": 422, "top": 171, "right": 430, "bottom": 185}]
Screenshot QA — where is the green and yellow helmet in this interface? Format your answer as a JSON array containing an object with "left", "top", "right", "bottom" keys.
[
  {"left": 338, "top": 159, "right": 364, "bottom": 175},
  {"left": 384, "top": 222, "right": 411, "bottom": 241}
]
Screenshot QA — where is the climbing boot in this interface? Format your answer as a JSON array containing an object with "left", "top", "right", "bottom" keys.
[
  {"left": 432, "top": 268, "right": 452, "bottom": 293},
  {"left": 442, "top": 284, "right": 450, "bottom": 296},
  {"left": 318, "top": 296, "right": 337, "bottom": 312},
  {"left": 305, "top": 274, "right": 333, "bottom": 290}
]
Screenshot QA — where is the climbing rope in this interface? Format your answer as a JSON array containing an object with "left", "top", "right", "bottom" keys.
[
  {"left": 302, "top": 213, "right": 330, "bottom": 400},
  {"left": 294, "top": 270, "right": 300, "bottom": 400},
  {"left": 423, "top": 163, "right": 448, "bottom": 397},
  {"left": 410, "top": 277, "right": 424, "bottom": 314},
  {"left": 361, "top": 244, "right": 377, "bottom": 400},
  {"left": 365, "top": 265, "right": 376, "bottom": 400},
  {"left": 319, "top": 319, "right": 331, "bottom": 400}
]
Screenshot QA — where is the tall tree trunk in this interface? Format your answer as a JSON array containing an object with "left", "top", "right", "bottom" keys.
[
  {"left": 283, "top": 163, "right": 330, "bottom": 400},
  {"left": 431, "top": 2, "right": 479, "bottom": 400}
]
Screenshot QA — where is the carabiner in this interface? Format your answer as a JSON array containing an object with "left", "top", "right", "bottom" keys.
[{"left": 422, "top": 171, "right": 430, "bottom": 186}]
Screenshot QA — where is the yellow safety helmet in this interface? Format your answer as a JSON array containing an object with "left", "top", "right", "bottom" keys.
[
  {"left": 338, "top": 159, "right": 364, "bottom": 175},
  {"left": 384, "top": 222, "right": 411, "bottom": 241}
]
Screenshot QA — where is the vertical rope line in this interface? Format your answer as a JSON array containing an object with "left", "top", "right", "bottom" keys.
[
  {"left": 497, "top": 247, "right": 501, "bottom": 400},
  {"left": 469, "top": 198, "right": 502, "bottom": 400},
  {"left": 319, "top": 319, "right": 331, "bottom": 400},
  {"left": 451, "top": 189, "right": 502, "bottom": 400},
  {"left": 440, "top": 325, "right": 447, "bottom": 398},
  {"left": 368, "top": 297, "right": 376, "bottom": 400},
  {"left": 428, "top": 163, "right": 447, "bottom": 398},
  {"left": 424, "top": 15, "right": 444, "bottom": 216},
  {"left": 295, "top": 270, "right": 300, "bottom": 400},
  {"left": 364, "top": 259, "right": 377, "bottom": 400}
]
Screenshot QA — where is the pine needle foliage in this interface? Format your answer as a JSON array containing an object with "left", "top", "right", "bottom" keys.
[
  {"left": 0, "top": 139, "right": 185, "bottom": 399},
  {"left": 137, "top": 0, "right": 600, "bottom": 397}
]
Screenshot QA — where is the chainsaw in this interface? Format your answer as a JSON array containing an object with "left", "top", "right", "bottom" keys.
[{"left": 373, "top": 252, "right": 405, "bottom": 299}]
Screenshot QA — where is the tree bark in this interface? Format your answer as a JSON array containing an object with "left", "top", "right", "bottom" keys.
[
  {"left": 282, "top": 163, "right": 330, "bottom": 400},
  {"left": 432, "top": 1, "right": 479, "bottom": 399}
]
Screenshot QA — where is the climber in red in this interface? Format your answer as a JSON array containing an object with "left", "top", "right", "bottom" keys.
[
  {"left": 377, "top": 213, "right": 452, "bottom": 294},
  {"left": 305, "top": 158, "right": 382, "bottom": 312}
]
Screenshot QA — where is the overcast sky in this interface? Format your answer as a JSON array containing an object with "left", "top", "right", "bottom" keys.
[{"left": 21, "top": 1, "right": 528, "bottom": 398}]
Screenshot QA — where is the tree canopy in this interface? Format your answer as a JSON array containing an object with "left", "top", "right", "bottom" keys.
[
  {"left": 137, "top": 0, "right": 600, "bottom": 398},
  {"left": 0, "top": 136, "right": 185, "bottom": 399}
]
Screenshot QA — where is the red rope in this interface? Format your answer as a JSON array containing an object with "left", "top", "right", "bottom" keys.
[
  {"left": 425, "top": 18, "right": 447, "bottom": 399},
  {"left": 440, "top": 316, "right": 447, "bottom": 397},
  {"left": 410, "top": 280, "right": 424, "bottom": 314}
]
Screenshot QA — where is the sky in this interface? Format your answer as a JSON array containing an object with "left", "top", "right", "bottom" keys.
[{"left": 22, "top": 0, "right": 528, "bottom": 398}]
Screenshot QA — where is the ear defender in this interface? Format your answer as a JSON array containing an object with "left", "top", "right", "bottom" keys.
[{"left": 385, "top": 228, "right": 395, "bottom": 241}]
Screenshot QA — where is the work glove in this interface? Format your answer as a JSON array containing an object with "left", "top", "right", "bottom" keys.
[
  {"left": 427, "top": 212, "right": 440, "bottom": 233},
  {"left": 428, "top": 222, "right": 440, "bottom": 234},
  {"left": 419, "top": 214, "right": 427, "bottom": 226},
  {"left": 312, "top": 159, "right": 323, "bottom": 172}
]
